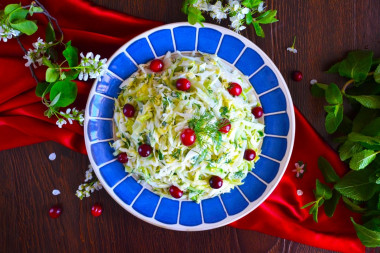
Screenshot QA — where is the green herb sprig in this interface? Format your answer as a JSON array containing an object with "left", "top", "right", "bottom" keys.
[{"left": 305, "top": 50, "right": 380, "bottom": 248}]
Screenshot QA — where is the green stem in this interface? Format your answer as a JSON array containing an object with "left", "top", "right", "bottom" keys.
[{"left": 341, "top": 72, "right": 374, "bottom": 94}]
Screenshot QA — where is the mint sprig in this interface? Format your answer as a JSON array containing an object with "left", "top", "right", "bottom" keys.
[{"left": 307, "top": 50, "right": 380, "bottom": 247}]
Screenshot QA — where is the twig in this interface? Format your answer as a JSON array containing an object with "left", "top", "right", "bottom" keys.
[
  {"left": 34, "top": 0, "right": 64, "bottom": 39},
  {"left": 16, "top": 36, "right": 39, "bottom": 84}
]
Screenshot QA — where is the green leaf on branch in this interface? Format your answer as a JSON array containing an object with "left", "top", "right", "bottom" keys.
[
  {"left": 242, "top": 0, "right": 262, "bottom": 8},
  {"left": 4, "top": 4, "right": 20, "bottom": 15},
  {"left": 324, "top": 190, "right": 341, "bottom": 217},
  {"left": 46, "top": 22, "right": 56, "bottom": 43},
  {"left": 10, "top": 20, "right": 38, "bottom": 35},
  {"left": 345, "top": 94, "right": 380, "bottom": 109},
  {"left": 28, "top": 5, "right": 43, "bottom": 16},
  {"left": 342, "top": 196, "right": 366, "bottom": 213},
  {"left": 9, "top": 8, "right": 28, "bottom": 23},
  {"left": 349, "top": 150, "right": 378, "bottom": 170},
  {"left": 42, "top": 57, "right": 54, "bottom": 68},
  {"left": 187, "top": 6, "right": 205, "bottom": 26},
  {"left": 335, "top": 170, "right": 378, "bottom": 201},
  {"left": 361, "top": 117, "right": 380, "bottom": 137},
  {"left": 338, "top": 51, "right": 373, "bottom": 82},
  {"left": 46, "top": 68, "right": 59, "bottom": 83},
  {"left": 317, "top": 156, "right": 340, "bottom": 183},
  {"left": 256, "top": 10, "right": 278, "bottom": 24},
  {"left": 351, "top": 217, "right": 380, "bottom": 248},
  {"left": 324, "top": 104, "right": 343, "bottom": 134},
  {"left": 62, "top": 41, "right": 78, "bottom": 68},
  {"left": 246, "top": 12, "right": 253, "bottom": 24},
  {"left": 49, "top": 80, "right": 78, "bottom": 108},
  {"left": 348, "top": 132, "right": 380, "bottom": 150},
  {"left": 325, "top": 83, "right": 343, "bottom": 104},
  {"left": 352, "top": 107, "right": 377, "bottom": 132},
  {"left": 35, "top": 82, "right": 50, "bottom": 97},
  {"left": 374, "top": 64, "right": 380, "bottom": 84},
  {"left": 253, "top": 22, "right": 265, "bottom": 38}
]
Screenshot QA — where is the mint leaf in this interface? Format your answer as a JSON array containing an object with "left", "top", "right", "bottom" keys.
[
  {"left": 324, "top": 190, "right": 341, "bottom": 217},
  {"left": 242, "top": 0, "right": 262, "bottom": 8},
  {"left": 62, "top": 41, "right": 78, "bottom": 68},
  {"left": 256, "top": 10, "right": 278, "bottom": 24},
  {"left": 324, "top": 104, "right": 343, "bottom": 134},
  {"left": 342, "top": 196, "right": 366, "bottom": 213},
  {"left": 348, "top": 132, "right": 380, "bottom": 150},
  {"left": 311, "top": 83, "right": 328, "bottom": 97},
  {"left": 349, "top": 150, "right": 378, "bottom": 170},
  {"left": 339, "top": 140, "right": 363, "bottom": 161},
  {"left": 28, "top": 6, "right": 43, "bottom": 16},
  {"left": 318, "top": 156, "right": 340, "bottom": 183},
  {"left": 49, "top": 80, "right": 77, "bottom": 108},
  {"left": 335, "top": 170, "right": 378, "bottom": 201},
  {"left": 246, "top": 12, "right": 253, "bottom": 25},
  {"left": 315, "top": 179, "right": 333, "bottom": 200},
  {"left": 338, "top": 51, "right": 373, "bottom": 82},
  {"left": 325, "top": 83, "right": 343, "bottom": 104},
  {"left": 374, "top": 64, "right": 380, "bottom": 84},
  {"left": 327, "top": 62, "right": 341, "bottom": 73},
  {"left": 352, "top": 107, "right": 377, "bottom": 132},
  {"left": 253, "top": 22, "right": 265, "bottom": 38},
  {"left": 351, "top": 217, "right": 380, "bottom": 248},
  {"left": 361, "top": 117, "right": 380, "bottom": 137},
  {"left": 4, "top": 4, "right": 20, "bottom": 15},
  {"left": 10, "top": 20, "right": 38, "bottom": 35},
  {"left": 46, "top": 68, "right": 59, "bottom": 83},
  {"left": 45, "top": 22, "right": 56, "bottom": 43},
  {"left": 346, "top": 94, "right": 380, "bottom": 109}
]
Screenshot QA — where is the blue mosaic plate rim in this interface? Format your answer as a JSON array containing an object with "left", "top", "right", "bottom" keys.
[{"left": 84, "top": 22, "right": 295, "bottom": 231}]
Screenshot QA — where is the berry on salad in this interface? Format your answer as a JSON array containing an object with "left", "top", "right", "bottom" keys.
[
  {"left": 169, "top": 185, "right": 183, "bottom": 198},
  {"left": 123, "top": 104, "right": 135, "bottom": 118},
  {"left": 150, "top": 59, "right": 164, "bottom": 72},
  {"left": 180, "top": 128, "right": 196, "bottom": 146},
  {"left": 244, "top": 149, "right": 256, "bottom": 161},
  {"left": 218, "top": 118, "right": 231, "bottom": 133},
  {"left": 209, "top": 176, "right": 223, "bottom": 189},
  {"left": 117, "top": 153, "right": 128, "bottom": 163},
  {"left": 228, "top": 82, "right": 242, "bottom": 96},
  {"left": 252, "top": 106, "right": 264, "bottom": 118},
  {"left": 176, "top": 78, "right": 191, "bottom": 91},
  {"left": 138, "top": 144, "right": 153, "bottom": 157}
]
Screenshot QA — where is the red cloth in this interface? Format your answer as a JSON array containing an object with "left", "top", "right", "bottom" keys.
[{"left": 0, "top": 0, "right": 364, "bottom": 252}]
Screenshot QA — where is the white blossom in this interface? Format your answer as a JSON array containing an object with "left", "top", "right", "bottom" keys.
[
  {"left": 49, "top": 153, "right": 56, "bottom": 161},
  {"left": 76, "top": 164, "right": 102, "bottom": 200},
  {"left": 78, "top": 52, "right": 107, "bottom": 81},
  {"left": 287, "top": 47, "right": 298, "bottom": 54},
  {"left": 56, "top": 118, "right": 67, "bottom": 128},
  {"left": 22, "top": 37, "right": 48, "bottom": 68},
  {"left": 310, "top": 79, "right": 318, "bottom": 85},
  {"left": 258, "top": 2, "right": 265, "bottom": 12},
  {"left": 52, "top": 189, "right": 61, "bottom": 195},
  {"left": 0, "top": 24, "right": 20, "bottom": 42}
]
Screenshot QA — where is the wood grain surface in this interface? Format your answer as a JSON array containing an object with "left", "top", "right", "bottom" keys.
[{"left": 2, "top": 0, "right": 380, "bottom": 252}]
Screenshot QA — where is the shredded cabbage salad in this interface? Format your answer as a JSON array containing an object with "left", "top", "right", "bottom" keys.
[{"left": 112, "top": 52, "right": 265, "bottom": 202}]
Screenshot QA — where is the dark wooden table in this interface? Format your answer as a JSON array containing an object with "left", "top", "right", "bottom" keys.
[{"left": 2, "top": 0, "right": 380, "bottom": 252}]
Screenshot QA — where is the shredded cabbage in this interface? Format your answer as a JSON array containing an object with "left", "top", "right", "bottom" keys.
[{"left": 112, "top": 52, "right": 265, "bottom": 202}]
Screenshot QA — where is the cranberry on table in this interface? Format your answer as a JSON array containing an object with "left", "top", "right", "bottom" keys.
[
  {"left": 209, "top": 176, "right": 223, "bottom": 189},
  {"left": 228, "top": 82, "right": 242, "bottom": 96},
  {"left": 48, "top": 205, "right": 62, "bottom": 219},
  {"left": 176, "top": 78, "right": 191, "bottom": 91},
  {"left": 150, "top": 59, "right": 164, "bottom": 72},
  {"left": 244, "top": 149, "right": 256, "bottom": 161},
  {"left": 138, "top": 144, "right": 153, "bottom": 157},
  {"left": 218, "top": 118, "right": 231, "bottom": 134},
  {"left": 117, "top": 153, "right": 128, "bottom": 163},
  {"left": 292, "top": 71, "right": 303, "bottom": 82},
  {"left": 91, "top": 203, "right": 103, "bottom": 217},
  {"left": 180, "top": 128, "right": 196, "bottom": 146},
  {"left": 252, "top": 106, "right": 264, "bottom": 118},
  {"left": 169, "top": 185, "right": 183, "bottom": 199},
  {"left": 123, "top": 104, "right": 135, "bottom": 118}
]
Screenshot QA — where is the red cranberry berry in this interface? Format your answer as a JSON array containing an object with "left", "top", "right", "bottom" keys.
[
  {"left": 228, "top": 82, "right": 242, "bottom": 96},
  {"left": 138, "top": 144, "right": 153, "bottom": 157},
  {"left": 244, "top": 149, "right": 256, "bottom": 161},
  {"left": 180, "top": 128, "right": 196, "bottom": 146},
  {"left": 91, "top": 203, "right": 103, "bottom": 217},
  {"left": 209, "top": 176, "right": 223, "bottom": 189},
  {"left": 123, "top": 104, "right": 135, "bottom": 118},
  {"left": 169, "top": 185, "right": 183, "bottom": 199},
  {"left": 117, "top": 153, "right": 128, "bottom": 163},
  {"left": 176, "top": 78, "right": 191, "bottom": 91},
  {"left": 48, "top": 205, "right": 62, "bottom": 219},
  {"left": 292, "top": 71, "right": 303, "bottom": 82},
  {"left": 150, "top": 59, "right": 164, "bottom": 72},
  {"left": 251, "top": 107, "right": 264, "bottom": 118},
  {"left": 218, "top": 118, "right": 231, "bottom": 134}
]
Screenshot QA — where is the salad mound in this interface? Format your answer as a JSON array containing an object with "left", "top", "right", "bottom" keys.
[{"left": 112, "top": 52, "right": 265, "bottom": 202}]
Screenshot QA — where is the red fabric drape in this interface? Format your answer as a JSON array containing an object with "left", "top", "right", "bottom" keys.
[{"left": 0, "top": 0, "right": 364, "bottom": 252}]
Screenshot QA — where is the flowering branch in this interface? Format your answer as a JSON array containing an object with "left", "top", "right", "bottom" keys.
[
  {"left": 0, "top": 2, "right": 108, "bottom": 128},
  {"left": 182, "top": 0, "right": 278, "bottom": 37}
]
